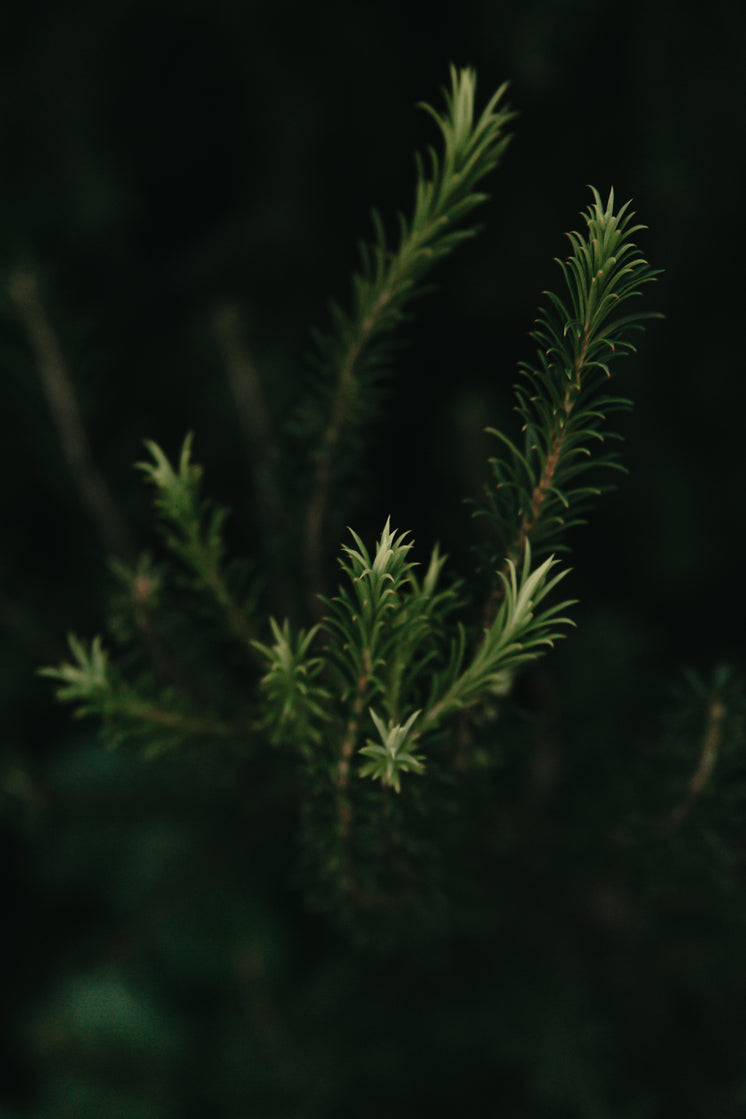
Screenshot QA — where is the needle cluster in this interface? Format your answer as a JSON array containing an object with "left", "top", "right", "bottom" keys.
[{"left": 41, "top": 65, "right": 741, "bottom": 937}]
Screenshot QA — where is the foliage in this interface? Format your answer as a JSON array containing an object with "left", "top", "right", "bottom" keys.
[
  {"left": 39, "top": 65, "right": 746, "bottom": 941},
  {"left": 18, "top": 62, "right": 746, "bottom": 1116},
  {"left": 477, "top": 187, "right": 662, "bottom": 572},
  {"left": 300, "top": 64, "right": 516, "bottom": 600}
]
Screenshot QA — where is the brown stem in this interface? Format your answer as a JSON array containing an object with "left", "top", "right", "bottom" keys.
[
  {"left": 335, "top": 654, "right": 372, "bottom": 836},
  {"left": 457, "top": 329, "right": 593, "bottom": 766},
  {"left": 483, "top": 326, "right": 591, "bottom": 629},
  {"left": 8, "top": 266, "right": 133, "bottom": 559}
]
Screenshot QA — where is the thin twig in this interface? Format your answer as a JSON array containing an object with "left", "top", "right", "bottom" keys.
[
  {"left": 336, "top": 653, "right": 372, "bottom": 837},
  {"left": 658, "top": 697, "right": 726, "bottom": 836},
  {"left": 130, "top": 572, "right": 191, "bottom": 695},
  {"left": 202, "top": 557, "right": 263, "bottom": 665},
  {"left": 614, "top": 695, "right": 727, "bottom": 846},
  {"left": 122, "top": 697, "right": 251, "bottom": 739},
  {"left": 211, "top": 305, "right": 284, "bottom": 536},
  {"left": 483, "top": 327, "right": 590, "bottom": 629},
  {"left": 304, "top": 302, "right": 386, "bottom": 617},
  {"left": 8, "top": 266, "right": 132, "bottom": 559},
  {"left": 459, "top": 331, "right": 592, "bottom": 765}
]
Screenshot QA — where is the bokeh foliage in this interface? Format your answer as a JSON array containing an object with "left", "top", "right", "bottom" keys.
[{"left": 3, "top": 3, "right": 746, "bottom": 1116}]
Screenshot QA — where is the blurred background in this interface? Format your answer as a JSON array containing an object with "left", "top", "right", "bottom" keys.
[{"left": 2, "top": 0, "right": 746, "bottom": 1115}]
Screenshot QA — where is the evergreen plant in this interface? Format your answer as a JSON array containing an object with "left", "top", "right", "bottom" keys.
[
  {"left": 40, "top": 64, "right": 744, "bottom": 944},
  {"left": 25, "top": 65, "right": 746, "bottom": 1115}
]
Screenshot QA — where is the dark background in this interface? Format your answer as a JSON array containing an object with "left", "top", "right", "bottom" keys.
[{"left": 2, "top": 1, "right": 746, "bottom": 1116}]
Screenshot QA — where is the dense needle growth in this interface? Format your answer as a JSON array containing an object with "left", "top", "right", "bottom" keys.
[{"left": 41, "top": 66, "right": 741, "bottom": 942}]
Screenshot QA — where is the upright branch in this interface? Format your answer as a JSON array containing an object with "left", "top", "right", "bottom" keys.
[
  {"left": 614, "top": 666, "right": 742, "bottom": 846},
  {"left": 301, "top": 65, "right": 515, "bottom": 610},
  {"left": 478, "top": 188, "right": 661, "bottom": 625},
  {"left": 136, "top": 435, "right": 263, "bottom": 667},
  {"left": 322, "top": 521, "right": 424, "bottom": 819},
  {"left": 659, "top": 695, "right": 726, "bottom": 835},
  {"left": 211, "top": 303, "right": 291, "bottom": 612},
  {"left": 8, "top": 266, "right": 132, "bottom": 559}
]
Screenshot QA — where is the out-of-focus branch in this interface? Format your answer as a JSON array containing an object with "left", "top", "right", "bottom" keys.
[
  {"left": 659, "top": 696, "right": 726, "bottom": 836},
  {"left": 211, "top": 301, "right": 291, "bottom": 612},
  {"left": 8, "top": 266, "right": 132, "bottom": 559},
  {"left": 616, "top": 694, "right": 728, "bottom": 846}
]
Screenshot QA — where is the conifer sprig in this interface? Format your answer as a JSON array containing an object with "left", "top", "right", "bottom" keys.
[
  {"left": 251, "top": 619, "right": 330, "bottom": 751},
  {"left": 314, "top": 524, "right": 574, "bottom": 795},
  {"left": 323, "top": 519, "right": 460, "bottom": 729},
  {"left": 136, "top": 435, "right": 261, "bottom": 663},
  {"left": 479, "top": 188, "right": 661, "bottom": 619},
  {"left": 39, "top": 634, "right": 248, "bottom": 756},
  {"left": 37, "top": 67, "right": 702, "bottom": 936},
  {"left": 419, "top": 544, "right": 575, "bottom": 736},
  {"left": 303, "top": 65, "right": 515, "bottom": 605},
  {"left": 318, "top": 519, "right": 459, "bottom": 802},
  {"left": 359, "top": 708, "right": 425, "bottom": 794}
]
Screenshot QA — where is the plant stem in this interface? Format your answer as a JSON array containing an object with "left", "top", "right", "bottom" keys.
[
  {"left": 659, "top": 697, "right": 725, "bottom": 835},
  {"left": 336, "top": 652, "right": 372, "bottom": 836},
  {"left": 304, "top": 297, "right": 390, "bottom": 615},
  {"left": 8, "top": 266, "right": 133, "bottom": 559},
  {"left": 211, "top": 302, "right": 292, "bottom": 614},
  {"left": 483, "top": 327, "right": 590, "bottom": 627}
]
